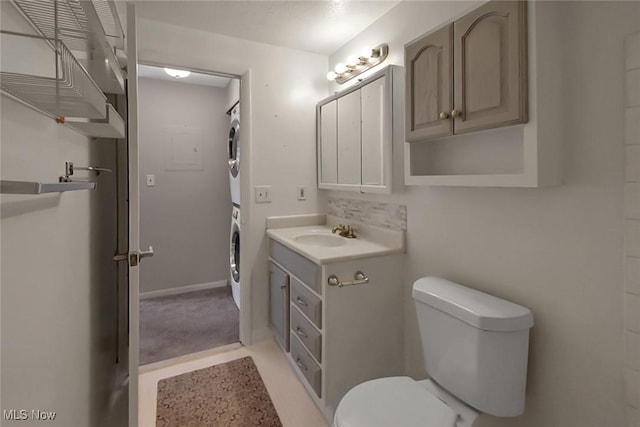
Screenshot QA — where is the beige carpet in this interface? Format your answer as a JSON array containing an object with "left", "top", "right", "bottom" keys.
[
  {"left": 156, "top": 356, "right": 283, "bottom": 427},
  {"left": 140, "top": 287, "right": 239, "bottom": 365}
]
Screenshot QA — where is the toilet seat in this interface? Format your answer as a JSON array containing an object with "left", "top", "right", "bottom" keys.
[{"left": 333, "top": 377, "right": 458, "bottom": 427}]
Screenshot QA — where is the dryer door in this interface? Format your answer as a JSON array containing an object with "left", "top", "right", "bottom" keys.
[
  {"left": 228, "top": 119, "right": 240, "bottom": 178},
  {"left": 230, "top": 223, "right": 240, "bottom": 282}
]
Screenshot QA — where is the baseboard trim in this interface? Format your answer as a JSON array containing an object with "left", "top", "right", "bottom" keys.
[
  {"left": 141, "top": 280, "right": 228, "bottom": 300},
  {"left": 138, "top": 342, "right": 243, "bottom": 373}
]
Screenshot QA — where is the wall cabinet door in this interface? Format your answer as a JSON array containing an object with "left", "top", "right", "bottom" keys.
[
  {"left": 336, "top": 90, "right": 362, "bottom": 186},
  {"left": 318, "top": 100, "right": 338, "bottom": 185},
  {"left": 361, "top": 76, "right": 387, "bottom": 187},
  {"left": 453, "top": 0, "right": 528, "bottom": 133},
  {"left": 405, "top": 23, "right": 453, "bottom": 141},
  {"left": 404, "top": 0, "right": 527, "bottom": 141},
  {"left": 317, "top": 65, "right": 400, "bottom": 193}
]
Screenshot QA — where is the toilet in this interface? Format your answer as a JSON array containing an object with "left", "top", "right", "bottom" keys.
[{"left": 333, "top": 276, "right": 534, "bottom": 427}]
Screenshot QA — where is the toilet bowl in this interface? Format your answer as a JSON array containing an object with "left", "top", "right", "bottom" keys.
[
  {"left": 333, "top": 377, "right": 479, "bottom": 427},
  {"left": 332, "top": 277, "right": 534, "bottom": 427}
]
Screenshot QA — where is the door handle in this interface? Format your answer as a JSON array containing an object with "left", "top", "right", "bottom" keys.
[
  {"left": 139, "top": 246, "right": 154, "bottom": 260},
  {"left": 113, "top": 246, "right": 154, "bottom": 266}
]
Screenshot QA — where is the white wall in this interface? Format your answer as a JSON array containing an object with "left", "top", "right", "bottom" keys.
[
  {"left": 624, "top": 26, "right": 640, "bottom": 427},
  {"left": 327, "top": 1, "right": 638, "bottom": 427},
  {"left": 138, "top": 77, "right": 231, "bottom": 294},
  {"left": 136, "top": 18, "right": 328, "bottom": 341},
  {"left": 225, "top": 78, "right": 240, "bottom": 112},
  {"left": 1, "top": 100, "right": 121, "bottom": 427}
]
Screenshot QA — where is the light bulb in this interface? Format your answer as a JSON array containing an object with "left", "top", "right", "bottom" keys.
[
  {"left": 164, "top": 68, "right": 191, "bottom": 78},
  {"left": 326, "top": 71, "right": 337, "bottom": 81},
  {"left": 346, "top": 55, "right": 358, "bottom": 67},
  {"left": 360, "top": 47, "right": 372, "bottom": 59},
  {"left": 334, "top": 63, "right": 348, "bottom": 74}
]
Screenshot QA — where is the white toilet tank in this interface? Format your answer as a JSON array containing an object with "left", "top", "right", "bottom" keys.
[{"left": 412, "top": 277, "right": 534, "bottom": 418}]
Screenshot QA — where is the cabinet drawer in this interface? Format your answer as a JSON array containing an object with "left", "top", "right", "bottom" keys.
[
  {"left": 290, "top": 306, "right": 322, "bottom": 362},
  {"left": 290, "top": 334, "right": 322, "bottom": 398},
  {"left": 270, "top": 240, "right": 321, "bottom": 294},
  {"left": 290, "top": 277, "right": 322, "bottom": 329}
]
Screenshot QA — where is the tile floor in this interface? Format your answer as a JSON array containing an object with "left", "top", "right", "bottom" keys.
[{"left": 139, "top": 339, "right": 329, "bottom": 427}]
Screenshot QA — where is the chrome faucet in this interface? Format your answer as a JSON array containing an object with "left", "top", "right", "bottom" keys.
[{"left": 331, "top": 224, "right": 357, "bottom": 238}]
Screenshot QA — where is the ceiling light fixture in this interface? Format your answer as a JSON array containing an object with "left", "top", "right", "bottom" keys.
[
  {"left": 327, "top": 43, "right": 389, "bottom": 84},
  {"left": 164, "top": 68, "right": 191, "bottom": 79}
]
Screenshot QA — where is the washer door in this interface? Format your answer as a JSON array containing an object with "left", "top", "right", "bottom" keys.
[
  {"left": 230, "top": 223, "right": 240, "bottom": 282},
  {"left": 228, "top": 119, "right": 240, "bottom": 178}
]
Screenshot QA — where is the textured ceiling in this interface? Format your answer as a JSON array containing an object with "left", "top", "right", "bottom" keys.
[{"left": 135, "top": 0, "right": 400, "bottom": 55}]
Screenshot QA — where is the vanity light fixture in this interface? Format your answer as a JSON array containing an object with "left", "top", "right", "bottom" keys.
[
  {"left": 164, "top": 68, "right": 191, "bottom": 79},
  {"left": 326, "top": 43, "right": 389, "bottom": 84}
]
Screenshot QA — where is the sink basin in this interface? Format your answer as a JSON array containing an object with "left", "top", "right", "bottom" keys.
[{"left": 293, "top": 233, "right": 346, "bottom": 247}]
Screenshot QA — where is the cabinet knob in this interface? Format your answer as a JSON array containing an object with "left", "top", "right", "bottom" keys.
[
  {"left": 438, "top": 112, "right": 450, "bottom": 120},
  {"left": 451, "top": 109, "right": 462, "bottom": 118}
]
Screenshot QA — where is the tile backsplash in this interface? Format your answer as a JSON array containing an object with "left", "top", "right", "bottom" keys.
[{"left": 328, "top": 197, "right": 407, "bottom": 231}]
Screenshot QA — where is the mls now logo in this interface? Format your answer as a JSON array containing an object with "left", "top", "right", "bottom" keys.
[
  {"left": 3, "top": 409, "right": 57, "bottom": 421},
  {"left": 31, "top": 410, "right": 57, "bottom": 420},
  {"left": 3, "top": 409, "right": 28, "bottom": 420}
]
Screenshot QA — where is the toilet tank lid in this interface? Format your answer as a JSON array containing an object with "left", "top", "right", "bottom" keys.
[{"left": 413, "top": 277, "right": 534, "bottom": 332}]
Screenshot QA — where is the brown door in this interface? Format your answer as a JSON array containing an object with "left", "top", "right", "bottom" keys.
[
  {"left": 453, "top": 0, "right": 528, "bottom": 134},
  {"left": 405, "top": 23, "right": 454, "bottom": 141}
]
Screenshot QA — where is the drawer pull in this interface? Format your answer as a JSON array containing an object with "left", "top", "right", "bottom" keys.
[
  {"left": 328, "top": 271, "right": 369, "bottom": 288},
  {"left": 295, "top": 327, "right": 308, "bottom": 338},
  {"left": 295, "top": 358, "right": 308, "bottom": 371},
  {"left": 296, "top": 297, "right": 308, "bottom": 307}
]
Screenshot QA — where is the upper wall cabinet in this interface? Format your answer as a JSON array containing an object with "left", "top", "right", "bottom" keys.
[
  {"left": 404, "top": 1, "right": 563, "bottom": 188},
  {"left": 405, "top": 24, "right": 453, "bottom": 141},
  {"left": 317, "top": 65, "right": 404, "bottom": 194},
  {"left": 406, "top": 1, "right": 527, "bottom": 142}
]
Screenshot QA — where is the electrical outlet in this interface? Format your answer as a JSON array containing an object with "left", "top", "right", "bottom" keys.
[
  {"left": 146, "top": 174, "right": 155, "bottom": 187},
  {"left": 297, "top": 186, "right": 306, "bottom": 200},
  {"left": 255, "top": 185, "right": 272, "bottom": 203}
]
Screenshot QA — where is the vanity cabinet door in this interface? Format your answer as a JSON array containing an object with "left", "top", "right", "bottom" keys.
[
  {"left": 405, "top": 23, "right": 453, "bottom": 141},
  {"left": 269, "top": 262, "right": 290, "bottom": 352},
  {"left": 337, "top": 89, "right": 362, "bottom": 186},
  {"left": 318, "top": 100, "right": 338, "bottom": 185},
  {"left": 453, "top": 0, "right": 528, "bottom": 134},
  {"left": 361, "top": 76, "right": 387, "bottom": 188}
]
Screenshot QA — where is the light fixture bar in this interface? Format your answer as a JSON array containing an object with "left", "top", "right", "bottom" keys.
[{"left": 330, "top": 43, "right": 389, "bottom": 85}]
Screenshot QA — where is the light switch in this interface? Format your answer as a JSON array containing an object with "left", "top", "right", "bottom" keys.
[
  {"left": 146, "top": 174, "right": 155, "bottom": 187},
  {"left": 255, "top": 185, "right": 272, "bottom": 203}
]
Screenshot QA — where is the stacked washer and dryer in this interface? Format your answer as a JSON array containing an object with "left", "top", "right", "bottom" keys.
[{"left": 228, "top": 101, "right": 241, "bottom": 309}]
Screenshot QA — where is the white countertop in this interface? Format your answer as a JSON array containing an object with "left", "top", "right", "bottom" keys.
[{"left": 266, "top": 214, "right": 405, "bottom": 264}]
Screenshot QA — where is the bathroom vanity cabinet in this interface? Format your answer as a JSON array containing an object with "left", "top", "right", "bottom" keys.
[
  {"left": 268, "top": 239, "right": 404, "bottom": 421},
  {"left": 317, "top": 65, "right": 404, "bottom": 194},
  {"left": 269, "top": 262, "right": 290, "bottom": 352}
]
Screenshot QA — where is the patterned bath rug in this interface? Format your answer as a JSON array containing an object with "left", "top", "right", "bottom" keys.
[{"left": 156, "top": 356, "right": 283, "bottom": 427}]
